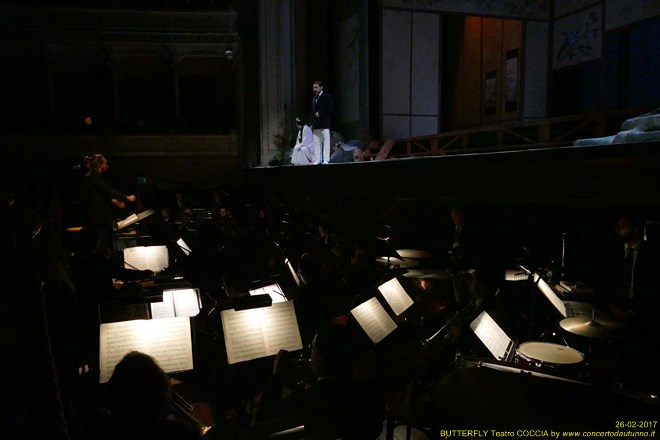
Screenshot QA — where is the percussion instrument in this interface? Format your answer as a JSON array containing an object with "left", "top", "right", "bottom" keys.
[
  {"left": 400, "top": 269, "right": 454, "bottom": 316},
  {"left": 456, "top": 354, "right": 579, "bottom": 383},
  {"left": 396, "top": 249, "right": 433, "bottom": 259},
  {"left": 559, "top": 317, "right": 624, "bottom": 339},
  {"left": 402, "top": 269, "right": 452, "bottom": 280},
  {"left": 515, "top": 341, "right": 584, "bottom": 370},
  {"left": 375, "top": 256, "right": 420, "bottom": 268}
]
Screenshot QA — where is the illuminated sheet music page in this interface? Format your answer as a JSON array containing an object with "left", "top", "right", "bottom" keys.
[
  {"left": 469, "top": 311, "right": 513, "bottom": 361},
  {"left": 249, "top": 283, "right": 287, "bottom": 303},
  {"left": 350, "top": 297, "right": 398, "bottom": 344},
  {"left": 176, "top": 238, "right": 192, "bottom": 256},
  {"left": 116, "top": 213, "right": 139, "bottom": 230},
  {"left": 150, "top": 288, "right": 201, "bottom": 319},
  {"left": 99, "top": 317, "right": 193, "bottom": 383},
  {"left": 150, "top": 290, "right": 177, "bottom": 319},
  {"left": 221, "top": 301, "right": 303, "bottom": 365},
  {"left": 505, "top": 269, "right": 529, "bottom": 281},
  {"left": 378, "top": 278, "right": 414, "bottom": 316},
  {"left": 535, "top": 274, "right": 568, "bottom": 318},
  {"left": 116, "top": 209, "right": 154, "bottom": 230},
  {"left": 136, "top": 208, "right": 155, "bottom": 221},
  {"left": 123, "top": 245, "right": 169, "bottom": 273},
  {"left": 172, "top": 288, "right": 201, "bottom": 317}
]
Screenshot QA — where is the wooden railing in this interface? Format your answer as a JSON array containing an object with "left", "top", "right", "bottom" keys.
[{"left": 369, "top": 108, "right": 652, "bottom": 160}]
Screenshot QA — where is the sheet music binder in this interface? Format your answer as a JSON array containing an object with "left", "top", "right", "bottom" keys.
[
  {"left": 150, "top": 288, "right": 201, "bottom": 319},
  {"left": 116, "top": 208, "right": 155, "bottom": 230},
  {"left": 377, "top": 277, "right": 414, "bottom": 316},
  {"left": 535, "top": 274, "right": 594, "bottom": 318},
  {"left": 220, "top": 301, "right": 303, "bottom": 365},
  {"left": 176, "top": 238, "right": 192, "bottom": 256},
  {"left": 350, "top": 297, "right": 398, "bottom": 344},
  {"left": 469, "top": 311, "right": 516, "bottom": 362},
  {"left": 123, "top": 245, "right": 169, "bottom": 273}
]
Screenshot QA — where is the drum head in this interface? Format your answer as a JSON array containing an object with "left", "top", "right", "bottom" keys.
[{"left": 518, "top": 342, "right": 584, "bottom": 365}]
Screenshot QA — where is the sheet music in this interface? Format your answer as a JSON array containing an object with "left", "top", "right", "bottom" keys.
[
  {"left": 378, "top": 278, "right": 414, "bottom": 316},
  {"left": 285, "top": 259, "right": 301, "bottom": 287},
  {"left": 505, "top": 269, "right": 529, "bottom": 281},
  {"left": 150, "top": 289, "right": 200, "bottom": 319},
  {"left": 123, "top": 245, "right": 169, "bottom": 273},
  {"left": 469, "top": 311, "right": 512, "bottom": 361},
  {"left": 99, "top": 317, "right": 193, "bottom": 383},
  {"left": 116, "top": 213, "right": 139, "bottom": 230},
  {"left": 262, "top": 301, "right": 303, "bottom": 350},
  {"left": 150, "top": 290, "right": 177, "bottom": 319},
  {"left": 221, "top": 302, "right": 303, "bottom": 365},
  {"left": 136, "top": 208, "right": 155, "bottom": 221},
  {"left": 176, "top": 238, "right": 192, "bottom": 256},
  {"left": 145, "top": 318, "right": 194, "bottom": 374},
  {"left": 249, "top": 283, "right": 287, "bottom": 303},
  {"left": 172, "top": 288, "right": 201, "bottom": 317},
  {"left": 116, "top": 209, "right": 155, "bottom": 230},
  {"left": 350, "top": 297, "right": 397, "bottom": 344},
  {"left": 535, "top": 274, "right": 568, "bottom": 318}
]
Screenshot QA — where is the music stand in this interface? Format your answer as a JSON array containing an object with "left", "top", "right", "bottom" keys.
[
  {"left": 220, "top": 301, "right": 303, "bottom": 364},
  {"left": 99, "top": 317, "right": 194, "bottom": 383}
]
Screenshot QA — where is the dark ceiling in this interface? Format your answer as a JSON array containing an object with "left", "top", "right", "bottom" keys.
[{"left": 0, "top": 0, "right": 233, "bottom": 11}]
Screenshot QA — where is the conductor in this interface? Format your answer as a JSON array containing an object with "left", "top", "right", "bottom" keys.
[{"left": 80, "top": 153, "right": 136, "bottom": 248}]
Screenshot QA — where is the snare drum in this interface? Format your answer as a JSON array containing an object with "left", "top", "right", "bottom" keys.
[{"left": 515, "top": 341, "right": 585, "bottom": 374}]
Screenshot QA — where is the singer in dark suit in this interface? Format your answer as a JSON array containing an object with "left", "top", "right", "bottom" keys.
[{"left": 311, "top": 81, "right": 334, "bottom": 164}]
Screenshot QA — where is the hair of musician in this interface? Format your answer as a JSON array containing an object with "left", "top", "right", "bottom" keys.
[
  {"left": 313, "top": 80, "right": 323, "bottom": 88},
  {"left": 106, "top": 351, "right": 171, "bottom": 421},
  {"left": 618, "top": 212, "right": 645, "bottom": 229},
  {"left": 84, "top": 153, "right": 106, "bottom": 171},
  {"left": 298, "top": 252, "right": 322, "bottom": 284}
]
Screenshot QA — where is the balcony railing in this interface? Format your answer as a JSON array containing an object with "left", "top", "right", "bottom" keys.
[{"left": 366, "top": 108, "right": 653, "bottom": 160}]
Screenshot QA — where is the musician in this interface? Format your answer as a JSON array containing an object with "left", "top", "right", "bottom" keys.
[
  {"left": 445, "top": 206, "right": 479, "bottom": 269},
  {"left": 596, "top": 213, "right": 660, "bottom": 392},
  {"left": 438, "top": 206, "right": 483, "bottom": 306},
  {"left": 84, "top": 351, "right": 201, "bottom": 440},
  {"left": 597, "top": 213, "right": 660, "bottom": 321},
  {"left": 294, "top": 252, "right": 351, "bottom": 348},
  {"left": 257, "top": 324, "right": 385, "bottom": 439},
  {"left": 80, "top": 153, "right": 136, "bottom": 249}
]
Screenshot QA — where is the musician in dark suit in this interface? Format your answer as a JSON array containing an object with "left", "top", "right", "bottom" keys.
[
  {"left": 311, "top": 81, "right": 334, "bottom": 165},
  {"left": 598, "top": 214, "right": 660, "bottom": 321},
  {"left": 597, "top": 214, "right": 660, "bottom": 392}
]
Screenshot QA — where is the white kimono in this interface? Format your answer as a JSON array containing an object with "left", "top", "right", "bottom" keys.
[{"left": 291, "top": 125, "right": 315, "bottom": 165}]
